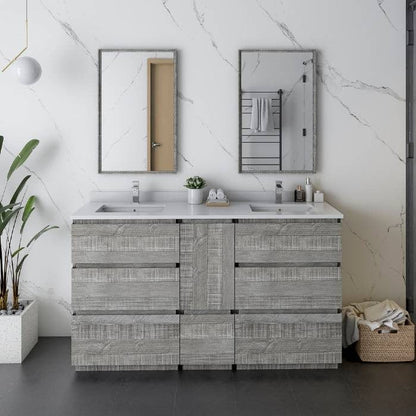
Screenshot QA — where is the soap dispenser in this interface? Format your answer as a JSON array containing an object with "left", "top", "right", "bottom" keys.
[
  {"left": 294, "top": 185, "right": 305, "bottom": 202},
  {"left": 305, "top": 177, "right": 313, "bottom": 203}
]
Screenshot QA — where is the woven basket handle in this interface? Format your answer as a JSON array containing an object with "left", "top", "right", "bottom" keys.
[{"left": 377, "top": 328, "right": 398, "bottom": 334}]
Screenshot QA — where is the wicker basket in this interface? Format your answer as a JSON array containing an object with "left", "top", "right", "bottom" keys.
[{"left": 356, "top": 320, "right": 415, "bottom": 362}]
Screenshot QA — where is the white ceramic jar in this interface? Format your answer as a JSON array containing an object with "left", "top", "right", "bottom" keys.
[{"left": 187, "top": 188, "right": 205, "bottom": 205}]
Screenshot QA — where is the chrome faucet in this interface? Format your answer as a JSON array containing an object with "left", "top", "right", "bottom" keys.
[
  {"left": 132, "top": 180, "right": 140, "bottom": 204},
  {"left": 275, "top": 181, "right": 283, "bottom": 203}
]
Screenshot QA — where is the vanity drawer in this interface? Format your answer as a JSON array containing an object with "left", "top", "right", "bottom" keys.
[
  {"left": 71, "top": 314, "right": 179, "bottom": 367},
  {"left": 235, "top": 313, "right": 342, "bottom": 365},
  {"left": 235, "top": 222, "right": 341, "bottom": 264},
  {"left": 72, "top": 268, "right": 179, "bottom": 312},
  {"left": 180, "top": 315, "right": 234, "bottom": 366},
  {"left": 72, "top": 223, "right": 179, "bottom": 264},
  {"left": 235, "top": 267, "right": 341, "bottom": 310}
]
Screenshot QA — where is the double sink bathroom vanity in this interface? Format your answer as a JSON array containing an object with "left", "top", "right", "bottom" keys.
[
  {"left": 71, "top": 45, "right": 342, "bottom": 372},
  {"left": 71, "top": 193, "right": 343, "bottom": 371}
]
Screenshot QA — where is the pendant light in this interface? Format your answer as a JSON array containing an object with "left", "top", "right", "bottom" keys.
[{"left": 2, "top": 0, "right": 42, "bottom": 85}]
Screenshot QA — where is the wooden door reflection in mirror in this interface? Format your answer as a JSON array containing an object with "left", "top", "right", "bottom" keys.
[{"left": 99, "top": 50, "right": 177, "bottom": 173}]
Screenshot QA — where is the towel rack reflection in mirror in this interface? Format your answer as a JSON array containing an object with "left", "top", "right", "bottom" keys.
[{"left": 240, "top": 89, "right": 283, "bottom": 171}]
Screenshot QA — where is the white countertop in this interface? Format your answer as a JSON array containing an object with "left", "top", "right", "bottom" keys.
[{"left": 72, "top": 194, "right": 343, "bottom": 221}]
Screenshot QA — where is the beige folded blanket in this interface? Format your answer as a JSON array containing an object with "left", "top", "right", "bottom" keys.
[{"left": 364, "top": 299, "right": 407, "bottom": 324}]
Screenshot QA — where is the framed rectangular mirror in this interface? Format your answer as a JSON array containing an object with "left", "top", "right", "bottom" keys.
[
  {"left": 99, "top": 49, "right": 177, "bottom": 173},
  {"left": 239, "top": 49, "right": 316, "bottom": 173}
]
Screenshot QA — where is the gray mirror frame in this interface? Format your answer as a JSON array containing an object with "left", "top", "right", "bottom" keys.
[
  {"left": 98, "top": 49, "right": 178, "bottom": 174},
  {"left": 238, "top": 49, "right": 317, "bottom": 174}
]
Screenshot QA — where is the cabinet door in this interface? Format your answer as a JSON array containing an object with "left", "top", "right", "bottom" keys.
[
  {"left": 180, "top": 315, "right": 234, "bottom": 366},
  {"left": 180, "top": 222, "right": 234, "bottom": 310},
  {"left": 235, "top": 313, "right": 342, "bottom": 365},
  {"left": 72, "top": 315, "right": 179, "bottom": 368}
]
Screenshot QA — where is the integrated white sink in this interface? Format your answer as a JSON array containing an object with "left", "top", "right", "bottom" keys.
[
  {"left": 96, "top": 204, "right": 165, "bottom": 214},
  {"left": 249, "top": 203, "right": 316, "bottom": 215}
]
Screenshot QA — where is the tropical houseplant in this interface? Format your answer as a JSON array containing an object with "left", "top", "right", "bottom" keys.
[
  {"left": 0, "top": 135, "right": 58, "bottom": 363},
  {"left": 184, "top": 176, "right": 206, "bottom": 205}
]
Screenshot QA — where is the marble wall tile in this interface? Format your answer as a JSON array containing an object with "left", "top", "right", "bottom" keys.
[{"left": 0, "top": 0, "right": 405, "bottom": 335}]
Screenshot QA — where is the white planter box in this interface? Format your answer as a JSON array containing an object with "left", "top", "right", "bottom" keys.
[{"left": 0, "top": 299, "right": 38, "bottom": 363}]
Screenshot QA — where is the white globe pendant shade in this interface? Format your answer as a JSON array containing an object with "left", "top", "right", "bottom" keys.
[{"left": 15, "top": 56, "right": 42, "bottom": 85}]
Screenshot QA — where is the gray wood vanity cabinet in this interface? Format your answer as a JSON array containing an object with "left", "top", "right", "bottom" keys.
[{"left": 71, "top": 218, "right": 342, "bottom": 371}]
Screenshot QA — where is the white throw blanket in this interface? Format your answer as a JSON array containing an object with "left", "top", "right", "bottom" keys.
[{"left": 342, "top": 300, "right": 409, "bottom": 348}]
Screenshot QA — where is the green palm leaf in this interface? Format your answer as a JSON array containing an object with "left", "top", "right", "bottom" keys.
[
  {"left": 27, "top": 225, "right": 58, "bottom": 247},
  {"left": 22, "top": 196, "right": 36, "bottom": 222},
  {"left": 0, "top": 207, "right": 23, "bottom": 235},
  {"left": 16, "top": 254, "right": 29, "bottom": 275},
  {"left": 12, "top": 247, "right": 25, "bottom": 257},
  {"left": 7, "top": 139, "right": 39, "bottom": 180},
  {"left": 0, "top": 202, "right": 18, "bottom": 223},
  {"left": 0, "top": 203, "right": 20, "bottom": 216},
  {"left": 20, "top": 196, "right": 36, "bottom": 234},
  {"left": 10, "top": 175, "right": 31, "bottom": 205}
]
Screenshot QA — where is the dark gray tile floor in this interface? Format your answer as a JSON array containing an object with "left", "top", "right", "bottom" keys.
[{"left": 0, "top": 338, "right": 415, "bottom": 416}]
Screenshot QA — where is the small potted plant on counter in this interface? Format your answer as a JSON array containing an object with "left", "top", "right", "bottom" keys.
[
  {"left": 184, "top": 176, "right": 206, "bottom": 205},
  {"left": 0, "top": 136, "right": 58, "bottom": 363}
]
